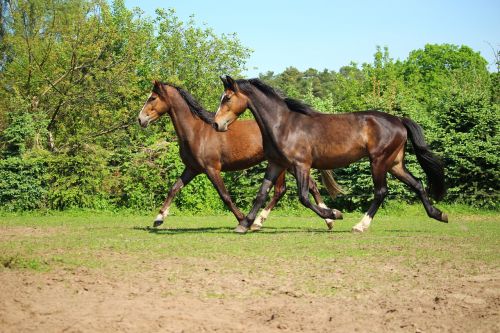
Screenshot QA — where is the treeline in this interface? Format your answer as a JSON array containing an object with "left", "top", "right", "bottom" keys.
[{"left": 0, "top": 0, "right": 498, "bottom": 212}]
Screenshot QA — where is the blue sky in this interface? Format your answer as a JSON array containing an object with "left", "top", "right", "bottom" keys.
[{"left": 124, "top": 0, "right": 500, "bottom": 76}]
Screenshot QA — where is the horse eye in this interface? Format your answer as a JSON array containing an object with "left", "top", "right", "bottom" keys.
[{"left": 149, "top": 96, "right": 156, "bottom": 102}]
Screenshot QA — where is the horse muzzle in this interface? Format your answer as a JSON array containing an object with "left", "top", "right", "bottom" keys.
[
  {"left": 138, "top": 115, "right": 150, "bottom": 128},
  {"left": 213, "top": 120, "right": 229, "bottom": 132}
]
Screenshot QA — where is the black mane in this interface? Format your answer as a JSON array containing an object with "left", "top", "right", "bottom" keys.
[
  {"left": 175, "top": 87, "right": 215, "bottom": 124},
  {"left": 283, "top": 98, "right": 319, "bottom": 117},
  {"left": 237, "top": 78, "right": 318, "bottom": 117},
  {"left": 156, "top": 82, "right": 215, "bottom": 124}
]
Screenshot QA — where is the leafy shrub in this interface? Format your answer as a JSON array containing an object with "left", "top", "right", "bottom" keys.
[{"left": 0, "top": 157, "right": 47, "bottom": 210}]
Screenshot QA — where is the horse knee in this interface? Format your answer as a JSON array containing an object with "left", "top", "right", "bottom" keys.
[{"left": 375, "top": 186, "right": 388, "bottom": 200}]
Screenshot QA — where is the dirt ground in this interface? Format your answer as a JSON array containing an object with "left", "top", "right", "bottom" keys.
[{"left": 1, "top": 256, "right": 499, "bottom": 333}]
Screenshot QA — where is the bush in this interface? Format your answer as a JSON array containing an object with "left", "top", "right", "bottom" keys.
[{"left": 0, "top": 157, "right": 47, "bottom": 211}]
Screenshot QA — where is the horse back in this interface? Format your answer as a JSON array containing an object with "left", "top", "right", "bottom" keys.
[{"left": 308, "top": 111, "right": 406, "bottom": 169}]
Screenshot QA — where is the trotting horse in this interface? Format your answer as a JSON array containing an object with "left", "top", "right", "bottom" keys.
[
  {"left": 213, "top": 75, "right": 448, "bottom": 233},
  {"left": 137, "top": 81, "right": 341, "bottom": 229}
]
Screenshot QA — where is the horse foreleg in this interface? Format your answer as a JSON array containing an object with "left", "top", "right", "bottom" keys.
[
  {"left": 293, "top": 165, "right": 342, "bottom": 221},
  {"left": 205, "top": 167, "right": 245, "bottom": 223},
  {"left": 352, "top": 160, "right": 388, "bottom": 233},
  {"left": 154, "top": 167, "right": 197, "bottom": 227},
  {"left": 252, "top": 170, "right": 287, "bottom": 231},
  {"left": 237, "top": 162, "right": 285, "bottom": 234}
]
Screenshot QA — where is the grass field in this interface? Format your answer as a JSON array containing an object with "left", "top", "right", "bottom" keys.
[{"left": 1, "top": 205, "right": 499, "bottom": 332}]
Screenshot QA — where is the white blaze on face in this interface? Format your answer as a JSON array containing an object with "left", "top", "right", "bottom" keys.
[
  {"left": 138, "top": 93, "right": 152, "bottom": 126},
  {"left": 214, "top": 94, "right": 224, "bottom": 118}
]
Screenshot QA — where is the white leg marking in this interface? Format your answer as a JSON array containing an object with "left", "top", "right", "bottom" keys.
[
  {"left": 254, "top": 208, "right": 271, "bottom": 227},
  {"left": 352, "top": 213, "right": 372, "bottom": 233},
  {"left": 318, "top": 203, "right": 335, "bottom": 230},
  {"left": 155, "top": 207, "right": 170, "bottom": 222}
]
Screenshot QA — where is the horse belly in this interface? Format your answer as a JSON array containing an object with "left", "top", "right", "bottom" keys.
[
  {"left": 220, "top": 139, "right": 265, "bottom": 171},
  {"left": 311, "top": 145, "right": 367, "bottom": 169}
]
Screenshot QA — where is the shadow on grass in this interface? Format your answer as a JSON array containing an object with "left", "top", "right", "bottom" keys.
[
  {"left": 382, "top": 229, "right": 436, "bottom": 233},
  {"left": 132, "top": 225, "right": 351, "bottom": 235}
]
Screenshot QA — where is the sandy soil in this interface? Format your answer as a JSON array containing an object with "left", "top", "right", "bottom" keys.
[{"left": 1, "top": 256, "right": 499, "bottom": 333}]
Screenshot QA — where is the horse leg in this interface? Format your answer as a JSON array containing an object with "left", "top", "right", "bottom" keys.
[
  {"left": 352, "top": 160, "right": 388, "bottom": 233},
  {"left": 154, "top": 167, "right": 197, "bottom": 227},
  {"left": 308, "top": 176, "right": 340, "bottom": 230},
  {"left": 252, "top": 170, "right": 287, "bottom": 231},
  {"left": 205, "top": 167, "right": 245, "bottom": 223},
  {"left": 390, "top": 161, "right": 447, "bottom": 222},
  {"left": 237, "top": 162, "right": 285, "bottom": 234},
  {"left": 292, "top": 165, "right": 342, "bottom": 221}
]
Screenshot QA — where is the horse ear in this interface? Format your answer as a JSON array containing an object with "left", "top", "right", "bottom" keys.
[
  {"left": 225, "top": 75, "right": 239, "bottom": 92},
  {"left": 220, "top": 75, "right": 228, "bottom": 87},
  {"left": 152, "top": 80, "right": 167, "bottom": 97}
]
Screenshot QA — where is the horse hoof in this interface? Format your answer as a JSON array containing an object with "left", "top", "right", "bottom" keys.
[
  {"left": 250, "top": 223, "right": 262, "bottom": 231},
  {"left": 333, "top": 209, "right": 343, "bottom": 220},
  {"left": 234, "top": 225, "right": 249, "bottom": 234},
  {"left": 440, "top": 213, "right": 448, "bottom": 223},
  {"left": 153, "top": 220, "right": 163, "bottom": 228},
  {"left": 351, "top": 226, "right": 364, "bottom": 233},
  {"left": 325, "top": 219, "right": 334, "bottom": 230}
]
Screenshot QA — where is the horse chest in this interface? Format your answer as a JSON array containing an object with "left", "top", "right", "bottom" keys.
[{"left": 178, "top": 144, "right": 205, "bottom": 169}]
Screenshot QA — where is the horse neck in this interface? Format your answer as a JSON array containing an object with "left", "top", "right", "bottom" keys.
[
  {"left": 247, "top": 89, "right": 288, "bottom": 139},
  {"left": 167, "top": 87, "right": 207, "bottom": 142}
]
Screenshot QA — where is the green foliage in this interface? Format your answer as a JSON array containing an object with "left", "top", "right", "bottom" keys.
[
  {"left": 46, "top": 152, "right": 113, "bottom": 210},
  {"left": 0, "top": 0, "right": 497, "bottom": 212},
  {"left": 0, "top": 157, "right": 47, "bottom": 210}
]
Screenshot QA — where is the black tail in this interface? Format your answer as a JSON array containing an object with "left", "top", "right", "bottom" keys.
[{"left": 402, "top": 118, "right": 446, "bottom": 201}]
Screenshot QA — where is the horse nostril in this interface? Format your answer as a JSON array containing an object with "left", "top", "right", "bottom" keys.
[
  {"left": 212, "top": 122, "right": 219, "bottom": 131},
  {"left": 138, "top": 118, "right": 141, "bottom": 125}
]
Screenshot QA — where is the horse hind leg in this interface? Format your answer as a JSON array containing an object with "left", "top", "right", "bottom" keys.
[
  {"left": 205, "top": 167, "right": 246, "bottom": 224},
  {"left": 308, "top": 175, "right": 342, "bottom": 230},
  {"left": 389, "top": 160, "right": 447, "bottom": 222}
]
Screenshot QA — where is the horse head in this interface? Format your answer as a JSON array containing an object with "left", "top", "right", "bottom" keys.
[{"left": 138, "top": 80, "right": 171, "bottom": 128}]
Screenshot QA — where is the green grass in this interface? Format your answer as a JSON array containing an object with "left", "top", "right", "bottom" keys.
[
  {"left": 1, "top": 205, "right": 498, "bottom": 271},
  {"left": 1, "top": 205, "right": 498, "bottom": 297}
]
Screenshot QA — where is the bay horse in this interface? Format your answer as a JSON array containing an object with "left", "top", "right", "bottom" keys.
[
  {"left": 213, "top": 75, "right": 448, "bottom": 233},
  {"left": 137, "top": 81, "right": 341, "bottom": 229}
]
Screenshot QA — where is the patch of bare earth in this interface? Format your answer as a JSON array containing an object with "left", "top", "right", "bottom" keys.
[
  {"left": 1, "top": 256, "right": 498, "bottom": 333},
  {"left": 0, "top": 226, "right": 64, "bottom": 242}
]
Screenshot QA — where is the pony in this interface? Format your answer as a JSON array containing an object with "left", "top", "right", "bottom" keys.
[{"left": 214, "top": 76, "right": 447, "bottom": 233}]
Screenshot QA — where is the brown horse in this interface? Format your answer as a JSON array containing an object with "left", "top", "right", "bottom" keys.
[
  {"left": 214, "top": 76, "right": 448, "bottom": 233},
  {"left": 137, "top": 81, "right": 341, "bottom": 229}
]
